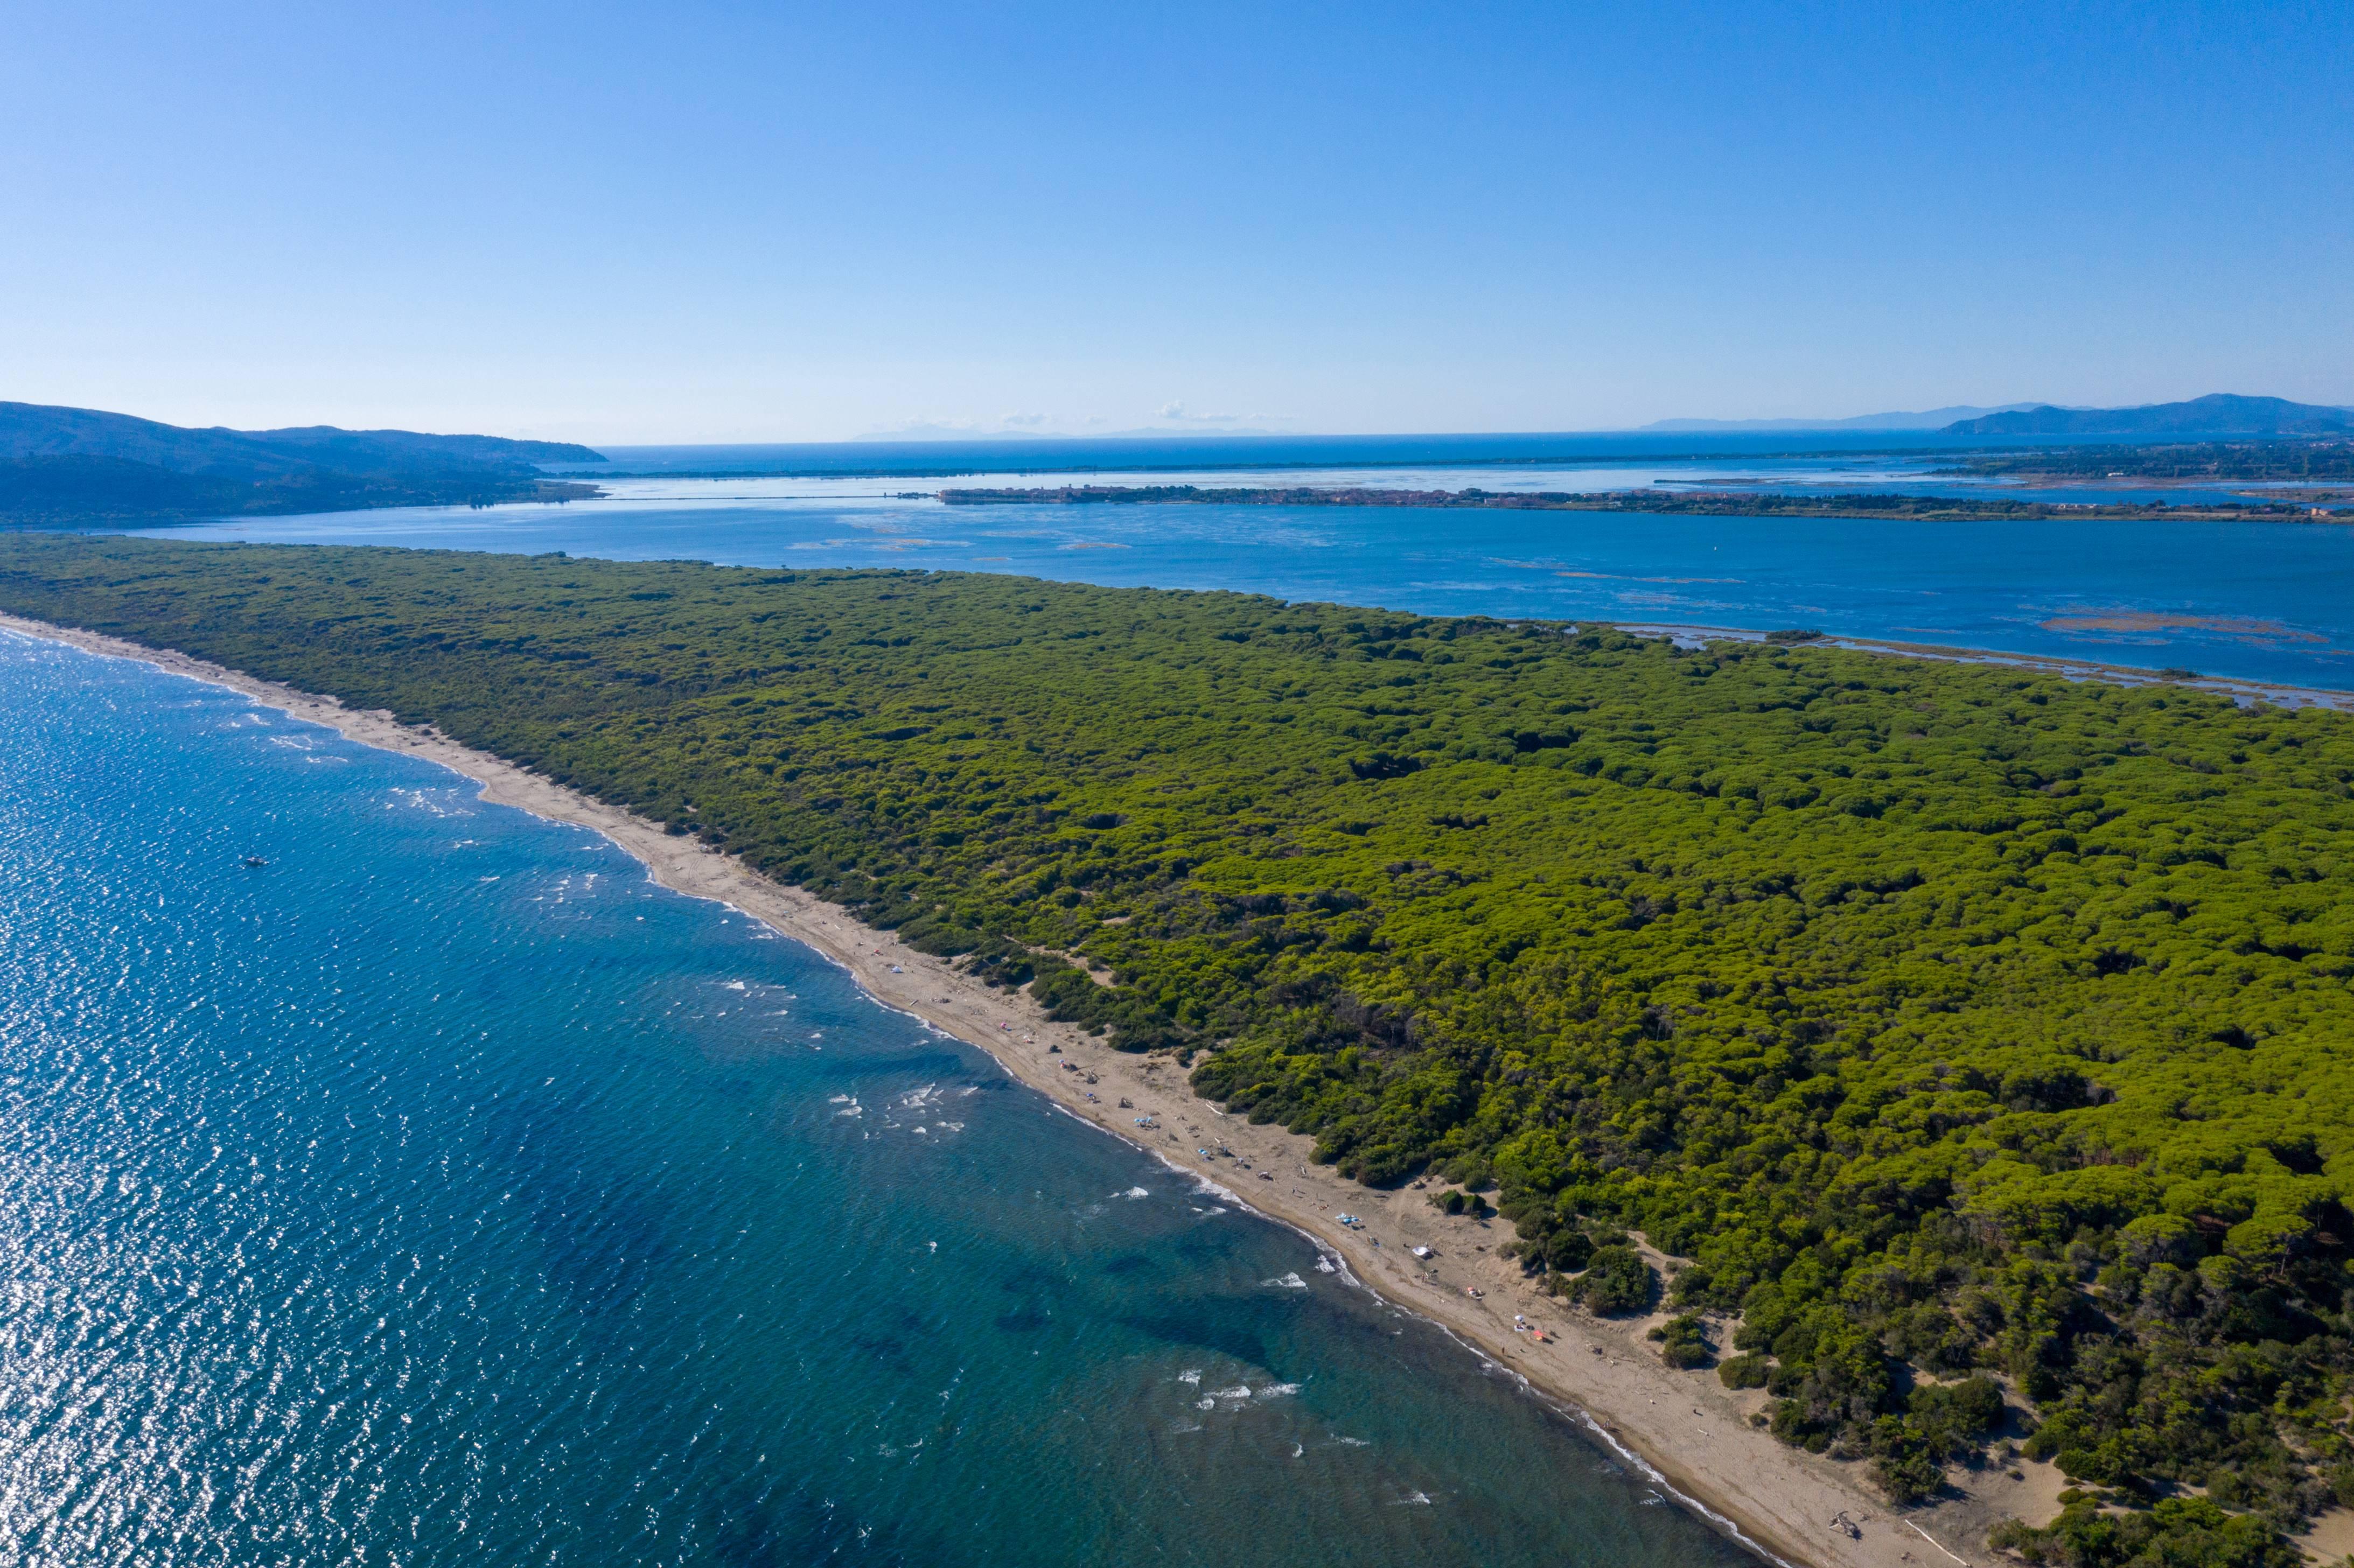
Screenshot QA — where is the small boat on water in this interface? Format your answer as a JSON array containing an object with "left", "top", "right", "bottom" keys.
[{"left": 242, "top": 856, "right": 268, "bottom": 869}]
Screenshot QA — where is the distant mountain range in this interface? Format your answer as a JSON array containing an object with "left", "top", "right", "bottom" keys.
[
  {"left": 1640, "top": 405, "right": 2044, "bottom": 432},
  {"left": 1646, "top": 394, "right": 2354, "bottom": 437},
  {"left": 1940, "top": 394, "right": 2353, "bottom": 437},
  {"left": 1, "top": 402, "right": 605, "bottom": 524}
]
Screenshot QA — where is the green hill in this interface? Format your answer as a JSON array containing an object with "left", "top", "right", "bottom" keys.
[
  {"left": 0, "top": 401, "right": 604, "bottom": 523},
  {"left": 1945, "top": 394, "right": 2353, "bottom": 438}
]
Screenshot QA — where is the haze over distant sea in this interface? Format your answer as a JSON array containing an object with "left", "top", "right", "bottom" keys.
[
  {"left": 148, "top": 436, "right": 2354, "bottom": 693},
  {"left": 532, "top": 429, "right": 2114, "bottom": 478}
]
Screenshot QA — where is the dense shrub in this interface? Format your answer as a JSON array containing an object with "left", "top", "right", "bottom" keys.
[
  {"left": 1989, "top": 1497, "right": 2304, "bottom": 1568},
  {"left": 1649, "top": 1312, "right": 1711, "bottom": 1368},
  {"left": 1717, "top": 1353, "right": 1771, "bottom": 1390},
  {"left": 1572, "top": 1246, "right": 1654, "bottom": 1315}
]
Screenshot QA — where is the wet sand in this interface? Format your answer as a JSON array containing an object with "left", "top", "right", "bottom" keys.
[{"left": 2, "top": 610, "right": 2071, "bottom": 1568}]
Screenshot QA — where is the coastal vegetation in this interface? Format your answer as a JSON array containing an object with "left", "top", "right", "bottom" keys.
[
  {"left": 940, "top": 482, "right": 2352, "bottom": 522},
  {"left": 5, "top": 533, "right": 2354, "bottom": 1564},
  {"left": 0, "top": 456, "right": 598, "bottom": 524},
  {"left": 1941, "top": 441, "right": 2354, "bottom": 486}
]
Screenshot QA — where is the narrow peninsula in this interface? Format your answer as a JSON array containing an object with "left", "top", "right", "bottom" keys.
[
  {"left": 939, "top": 483, "right": 2353, "bottom": 522},
  {"left": 5, "top": 533, "right": 2353, "bottom": 1568}
]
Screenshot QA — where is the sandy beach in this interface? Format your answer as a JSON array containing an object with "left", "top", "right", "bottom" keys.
[{"left": 3, "top": 610, "right": 2078, "bottom": 1568}]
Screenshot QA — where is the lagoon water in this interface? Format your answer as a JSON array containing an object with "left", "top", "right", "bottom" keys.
[
  {"left": 0, "top": 630, "right": 1757, "bottom": 1567},
  {"left": 145, "top": 458, "right": 2354, "bottom": 692}
]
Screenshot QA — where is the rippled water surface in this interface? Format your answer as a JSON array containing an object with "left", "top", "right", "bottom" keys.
[
  {"left": 145, "top": 465, "right": 2354, "bottom": 691},
  {"left": 0, "top": 631, "right": 1757, "bottom": 1567}
]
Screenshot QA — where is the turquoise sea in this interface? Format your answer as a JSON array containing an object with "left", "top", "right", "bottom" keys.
[
  {"left": 0, "top": 629, "right": 1760, "bottom": 1567},
  {"left": 143, "top": 452, "right": 2354, "bottom": 692}
]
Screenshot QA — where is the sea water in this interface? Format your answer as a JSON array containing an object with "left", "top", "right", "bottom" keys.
[
  {"left": 527, "top": 430, "right": 2083, "bottom": 477},
  {"left": 143, "top": 461, "right": 2354, "bottom": 692},
  {"left": 0, "top": 629, "right": 1757, "bottom": 1567}
]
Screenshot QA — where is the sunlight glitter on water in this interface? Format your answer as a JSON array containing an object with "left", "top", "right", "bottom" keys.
[{"left": 0, "top": 629, "right": 1756, "bottom": 1568}]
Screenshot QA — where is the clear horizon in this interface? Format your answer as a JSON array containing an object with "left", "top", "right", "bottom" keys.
[{"left": 6, "top": 1, "right": 2350, "bottom": 443}]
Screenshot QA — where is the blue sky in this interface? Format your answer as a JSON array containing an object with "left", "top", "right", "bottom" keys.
[{"left": 5, "top": 1, "right": 2349, "bottom": 442}]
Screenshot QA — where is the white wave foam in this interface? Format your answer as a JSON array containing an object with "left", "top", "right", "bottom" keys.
[
  {"left": 1182, "top": 1167, "right": 1240, "bottom": 1203},
  {"left": 1178, "top": 1368, "right": 1202, "bottom": 1385},
  {"left": 1261, "top": 1272, "right": 1308, "bottom": 1290},
  {"left": 1563, "top": 1395, "right": 1804, "bottom": 1568}
]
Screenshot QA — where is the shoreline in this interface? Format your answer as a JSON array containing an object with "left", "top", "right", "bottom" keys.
[
  {"left": 936, "top": 482, "right": 2352, "bottom": 524},
  {"left": 0, "top": 610, "right": 2059, "bottom": 1568},
  {"left": 1602, "top": 620, "right": 2354, "bottom": 711}
]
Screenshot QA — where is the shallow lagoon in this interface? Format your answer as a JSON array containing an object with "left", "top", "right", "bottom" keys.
[{"left": 146, "top": 464, "right": 2354, "bottom": 691}]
